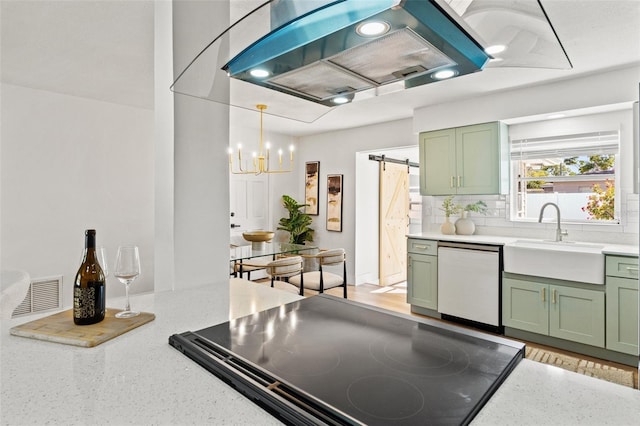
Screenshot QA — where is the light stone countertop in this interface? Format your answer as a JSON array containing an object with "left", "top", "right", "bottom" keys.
[
  {"left": 408, "top": 232, "right": 639, "bottom": 257},
  {"left": 1, "top": 278, "right": 639, "bottom": 425}
]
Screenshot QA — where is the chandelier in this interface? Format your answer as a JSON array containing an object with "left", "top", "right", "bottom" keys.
[{"left": 228, "top": 104, "right": 294, "bottom": 175}]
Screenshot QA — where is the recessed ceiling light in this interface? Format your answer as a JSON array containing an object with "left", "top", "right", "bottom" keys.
[
  {"left": 250, "top": 69, "right": 270, "bottom": 78},
  {"left": 485, "top": 45, "right": 506, "bottom": 55},
  {"left": 433, "top": 69, "right": 457, "bottom": 80},
  {"left": 332, "top": 96, "right": 349, "bottom": 104},
  {"left": 356, "top": 21, "right": 390, "bottom": 37}
]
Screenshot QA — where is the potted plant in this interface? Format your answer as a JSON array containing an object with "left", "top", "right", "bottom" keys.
[
  {"left": 439, "top": 196, "right": 460, "bottom": 235},
  {"left": 277, "top": 195, "right": 315, "bottom": 244},
  {"left": 456, "top": 201, "right": 488, "bottom": 235}
]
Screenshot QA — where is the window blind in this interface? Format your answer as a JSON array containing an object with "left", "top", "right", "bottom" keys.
[{"left": 510, "top": 130, "right": 619, "bottom": 160}]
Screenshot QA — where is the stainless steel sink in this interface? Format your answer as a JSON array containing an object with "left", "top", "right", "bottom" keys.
[{"left": 503, "top": 239, "right": 605, "bottom": 284}]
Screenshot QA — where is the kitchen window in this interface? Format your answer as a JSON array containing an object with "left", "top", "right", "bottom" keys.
[{"left": 510, "top": 130, "right": 620, "bottom": 223}]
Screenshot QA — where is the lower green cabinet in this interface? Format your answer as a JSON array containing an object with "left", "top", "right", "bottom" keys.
[
  {"left": 503, "top": 278, "right": 548, "bottom": 334},
  {"left": 551, "top": 285, "right": 605, "bottom": 346},
  {"left": 605, "top": 255, "right": 639, "bottom": 356},
  {"left": 503, "top": 275, "right": 605, "bottom": 347},
  {"left": 606, "top": 277, "right": 639, "bottom": 355},
  {"left": 407, "top": 252, "right": 437, "bottom": 310}
]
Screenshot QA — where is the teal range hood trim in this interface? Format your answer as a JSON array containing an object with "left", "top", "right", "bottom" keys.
[
  {"left": 225, "top": 0, "right": 399, "bottom": 75},
  {"left": 224, "top": 0, "right": 490, "bottom": 106}
]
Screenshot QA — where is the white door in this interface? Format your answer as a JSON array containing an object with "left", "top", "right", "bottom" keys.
[{"left": 230, "top": 173, "right": 269, "bottom": 241}]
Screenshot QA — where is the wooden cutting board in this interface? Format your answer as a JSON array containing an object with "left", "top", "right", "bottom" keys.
[{"left": 10, "top": 308, "right": 155, "bottom": 348}]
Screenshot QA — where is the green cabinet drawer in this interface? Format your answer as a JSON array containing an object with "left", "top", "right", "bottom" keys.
[
  {"left": 606, "top": 256, "right": 639, "bottom": 279},
  {"left": 407, "top": 238, "right": 438, "bottom": 256}
]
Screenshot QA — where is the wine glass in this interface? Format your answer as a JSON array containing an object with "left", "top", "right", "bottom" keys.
[
  {"left": 96, "top": 247, "right": 109, "bottom": 278},
  {"left": 114, "top": 245, "right": 140, "bottom": 318}
]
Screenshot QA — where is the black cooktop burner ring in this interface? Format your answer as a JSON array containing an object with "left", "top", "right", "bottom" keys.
[
  {"left": 346, "top": 375, "right": 426, "bottom": 421},
  {"left": 268, "top": 343, "right": 342, "bottom": 377},
  {"left": 369, "top": 326, "right": 472, "bottom": 377}
]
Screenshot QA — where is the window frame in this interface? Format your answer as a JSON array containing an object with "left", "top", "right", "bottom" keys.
[{"left": 509, "top": 130, "right": 620, "bottom": 224}]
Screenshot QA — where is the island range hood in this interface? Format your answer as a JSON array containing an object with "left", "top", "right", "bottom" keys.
[{"left": 222, "top": 0, "right": 491, "bottom": 106}]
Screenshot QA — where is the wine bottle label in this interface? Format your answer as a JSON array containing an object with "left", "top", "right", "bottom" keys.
[{"left": 73, "top": 283, "right": 104, "bottom": 319}]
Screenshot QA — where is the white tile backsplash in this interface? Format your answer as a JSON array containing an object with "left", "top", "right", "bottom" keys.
[{"left": 423, "top": 192, "right": 639, "bottom": 246}]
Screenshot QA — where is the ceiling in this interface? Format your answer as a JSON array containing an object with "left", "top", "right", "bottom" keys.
[{"left": 2, "top": 0, "right": 639, "bottom": 137}]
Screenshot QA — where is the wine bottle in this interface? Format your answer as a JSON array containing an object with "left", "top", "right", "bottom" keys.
[{"left": 73, "top": 229, "right": 106, "bottom": 325}]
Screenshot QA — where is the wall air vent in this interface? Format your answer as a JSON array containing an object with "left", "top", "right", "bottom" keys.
[{"left": 12, "top": 276, "right": 63, "bottom": 318}]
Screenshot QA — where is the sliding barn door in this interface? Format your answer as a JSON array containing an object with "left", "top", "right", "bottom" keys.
[{"left": 379, "top": 161, "right": 409, "bottom": 286}]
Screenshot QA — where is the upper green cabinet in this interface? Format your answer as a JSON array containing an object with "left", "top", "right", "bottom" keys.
[{"left": 419, "top": 122, "right": 509, "bottom": 196}]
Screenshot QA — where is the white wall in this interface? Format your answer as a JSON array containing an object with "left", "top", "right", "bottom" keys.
[
  {"left": 297, "top": 118, "right": 416, "bottom": 284},
  {"left": 0, "top": 0, "right": 234, "bottom": 313},
  {"left": 413, "top": 65, "right": 640, "bottom": 133},
  {"left": 172, "top": 0, "right": 231, "bottom": 291},
  {"left": 355, "top": 152, "right": 380, "bottom": 284},
  {"left": 154, "top": 0, "right": 175, "bottom": 293},
  {"left": 0, "top": 83, "right": 155, "bottom": 304}
]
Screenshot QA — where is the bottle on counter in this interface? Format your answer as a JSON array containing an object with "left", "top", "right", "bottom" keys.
[{"left": 73, "top": 229, "right": 106, "bottom": 325}]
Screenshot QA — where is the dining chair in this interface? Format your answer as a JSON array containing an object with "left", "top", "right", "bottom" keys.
[
  {"left": 262, "top": 255, "right": 304, "bottom": 289},
  {"left": 231, "top": 260, "right": 268, "bottom": 281},
  {"left": 288, "top": 248, "right": 347, "bottom": 298},
  {"left": 230, "top": 239, "right": 268, "bottom": 280}
]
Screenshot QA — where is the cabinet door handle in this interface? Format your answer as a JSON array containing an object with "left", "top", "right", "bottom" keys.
[
  {"left": 626, "top": 266, "right": 639, "bottom": 272},
  {"left": 450, "top": 176, "right": 455, "bottom": 188},
  {"left": 541, "top": 287, "right": 546, "bottom": 302},
  {"left": 551, "top": 289, "right": 557, "bottom": 304},
  {"left": 414, "top": 244, "right": 428, "bottom": 250},
  {"left": 457, "top": 176, "right": 462, "bottom": 187}
]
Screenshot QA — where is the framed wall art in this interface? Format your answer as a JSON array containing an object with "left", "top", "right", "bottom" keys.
[
  {"left": 326, "top": 174, "right": 343, "bottom": 232},
  {"left": 305, "top": 161, "right": 320, "bottom": 215}
]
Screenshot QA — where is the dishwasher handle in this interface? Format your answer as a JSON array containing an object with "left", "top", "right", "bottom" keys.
[{"left": 437, "top": 241, "right": 500, "bottom": 252}]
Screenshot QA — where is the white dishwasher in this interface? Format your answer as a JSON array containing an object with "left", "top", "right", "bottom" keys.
[{"left": 437, "top": 242, "right": 502, "bottom": 329}]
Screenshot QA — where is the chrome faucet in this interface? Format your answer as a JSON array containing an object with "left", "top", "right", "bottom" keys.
[{"left": 538, "top": 202, "right": 568, "bottom": 242}]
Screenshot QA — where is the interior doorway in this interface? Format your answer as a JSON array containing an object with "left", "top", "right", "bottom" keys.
[{"left": 354, "top": 147, "right": 420, "bottom": 286}]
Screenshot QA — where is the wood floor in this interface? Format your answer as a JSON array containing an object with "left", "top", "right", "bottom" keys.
[{"left": 257, "top": 279, "right": 638, "bottom": 389}]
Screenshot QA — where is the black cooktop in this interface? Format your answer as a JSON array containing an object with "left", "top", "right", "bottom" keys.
[{"left": 169, "top": 295, "right": 524, "bottom": 425}]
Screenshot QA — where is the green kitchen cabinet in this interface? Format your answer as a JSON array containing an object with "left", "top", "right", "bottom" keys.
[
  {"left": 605, "top": 255, "right": 639, "bottom": 356},
  {"left": 407, "top": 239, "right": 438, "bottom": 310},
  {"left": 419, "top": 122, "right": 508, "bottom": 196},
  {"left": 503, "top": 274, "right": 605, "bottom": 347},
  {"left": 503, "top": 277, "right": 549, "bottom": 334}
]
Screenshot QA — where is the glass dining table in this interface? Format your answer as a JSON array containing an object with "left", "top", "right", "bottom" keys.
[{"left": 230, "top": 242, "right": 318, "bottom": 277}]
